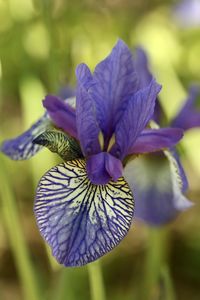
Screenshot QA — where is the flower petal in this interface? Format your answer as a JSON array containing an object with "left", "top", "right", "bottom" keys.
[
  {"left": 89, "top": 39, "right": 138, "bottom": 146},
  {"left": 134, "top": 47, "right": 152, "bottom": 88},
  {"left": 129, "top": 128, "right": 183, "bottom": 154},
  {"left": 171, "top": 85, "right": 200, "bottom": 130},
  {"left": 134, "top": 47, "right": 166, "bottom": 125},
  {"left": 33, "top": 129, "right": 83, "bottom": 161},
  {"left": 76, "top": 84, "right": 101, "bottom": 156},
  {"left": 86, "top": 152, "right": 123, "bottom": 185},
  {"left": 124, "top": 151, "right": 192, "bottom": 226},
  {"left": 168, "top": 148, "right": 188, "bottom": 192},
  {"left": 76, "top": 63, "right": 94, "bottom": 90},
  {"left": 164, "top": 149, "right": 189, "bottom": 195},
  {"left": 0, "top": 114, "right": 50, "bottom": 160},
  {"left": 110, "top": 80, "right": 161, "bottom": 159},
  {"left": 43, "top": 95, "right": 77, "bottom": 138},
  {"left": 35, "top": 159, "right": 134, "bottom": 266}
]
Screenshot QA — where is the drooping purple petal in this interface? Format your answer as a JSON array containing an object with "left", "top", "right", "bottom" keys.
[
  {"left": 86, "top": 152, "right": 123, "bottom": 185},
  {"left": 76, "top": 84, "right": 101, "bottom": 156},
  {"left": 129, "top": 128, "right": 183, "bottom": 154},
  {"left": 124, "top": 150, "right": 192, "bottom": 226},
  {"left": 166, "top": 148, "right": 188, "bottom": 192},
  {"left": 171, "top": 85, "right": 200, "bottom": 130},
  {"left": 35, "top": 159, "right": 134, "bottom": 266},
  {"left": 43, "top": 95, "right": 77, "bottom": 138},
  {"left": 0, "top": 113, "right": 50, "bottom": 160},
  {"left": 163, "top": 149, "right": 192, "bottom": 209},
  {"left": 110, "top": 79, "right": 162, "bottom": 160},
  {"left": 89, "top": 39, "right": 138, "bottom": 147}
]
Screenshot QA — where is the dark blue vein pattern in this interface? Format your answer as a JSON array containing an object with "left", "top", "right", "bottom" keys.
[
  {"left": 35, "top": 159, "right": 134, "bottom": 266},
  {"left": 0, "top": 113, "right": 50, "bottom": 160}
]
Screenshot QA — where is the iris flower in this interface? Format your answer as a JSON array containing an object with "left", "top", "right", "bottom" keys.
[
  {"left": 1, "top": 40, "right": 184, "bottom": 266},
  {"left": 124, "top": 47, "right": 196, "bottom": 226}
]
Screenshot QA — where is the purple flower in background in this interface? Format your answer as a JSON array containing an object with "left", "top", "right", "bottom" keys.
[
  {"left": 1, "top": 40, "right": 184, "bottom": 266},
  {"left": 173, "top": 0, "right": 200, "bottom": 28},
  {"left": 124, "top": 47, "right": 195, "bottom": 226},
  {"left": 171, "top": 85, "right": 200, "bottom": 130}
]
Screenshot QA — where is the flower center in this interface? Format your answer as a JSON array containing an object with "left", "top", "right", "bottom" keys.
[{"left": 86, "top": 152, "right": 123, "bottom": 185}]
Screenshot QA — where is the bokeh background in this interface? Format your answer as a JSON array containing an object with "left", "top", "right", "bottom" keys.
[{"left": 0, "top": 0, "right": 200, "bottom": 299}]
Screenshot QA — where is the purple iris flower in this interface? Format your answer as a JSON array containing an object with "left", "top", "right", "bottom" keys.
[
  {"left": 1, "top": 40, "right": 184, "bottom": 266},
  {"left": 124, "top": 47, "right": 195, "bottom": 226}
]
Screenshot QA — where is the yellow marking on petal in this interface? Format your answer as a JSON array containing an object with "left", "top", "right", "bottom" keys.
[{"left": 107, "top": 133, "right": 116, "bottom": 152}]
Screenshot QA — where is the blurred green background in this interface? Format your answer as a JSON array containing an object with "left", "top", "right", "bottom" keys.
[{"left": 1, "top": 0, "right": 200, "bottom": 299}]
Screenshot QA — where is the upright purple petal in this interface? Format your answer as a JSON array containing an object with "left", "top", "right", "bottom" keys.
[
  {"left": 89, "top": 39, "right": 138, "bottom": 147},
  {"left": 134, "top": 47, "right": 166, "bottom": 125},
  {"left": 129, "top": 128, "right": 183, "bottom": 154},
  {"left": 134, "top": 47, "right": 152, "bottom": 88},
  {"left": 76, "top": 85, "right": 101, "bottom": 156},
  {"left": 111, "top": 80, "right": 161, "bottom": 160},
  {"left": 35, "top": 159, "right": 134, "bottom": 266},
  {"left": 171, "top": 85, "right": 200, "bottom": 130},
  {"left": 76, "top": 63, "right": 94, "bottom": 90},
  {"left": 43, "top": 95, "right": 77, "bottom": 138},
  {"left": 0, "top": 113, "right": 50, "bottom": 160}
]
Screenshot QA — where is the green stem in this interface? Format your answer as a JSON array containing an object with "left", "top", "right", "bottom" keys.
[
  {"left": 160, "top": 265, "right": 176, "bottom": 300},
  {"left": 141, "top": 228, "right": 175, "bottom": 300},
  {"left": 53, "top": 266, "right": 89, "bottom": 300},
  {"left": 54, "top": 269, "right": 76, "bottom": 300},
  {"left": 0, "top": 157, "right": 41, "bottom": 300},
  {"left": 87, "top": 261, "right": 106, "bottom": 300}
]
